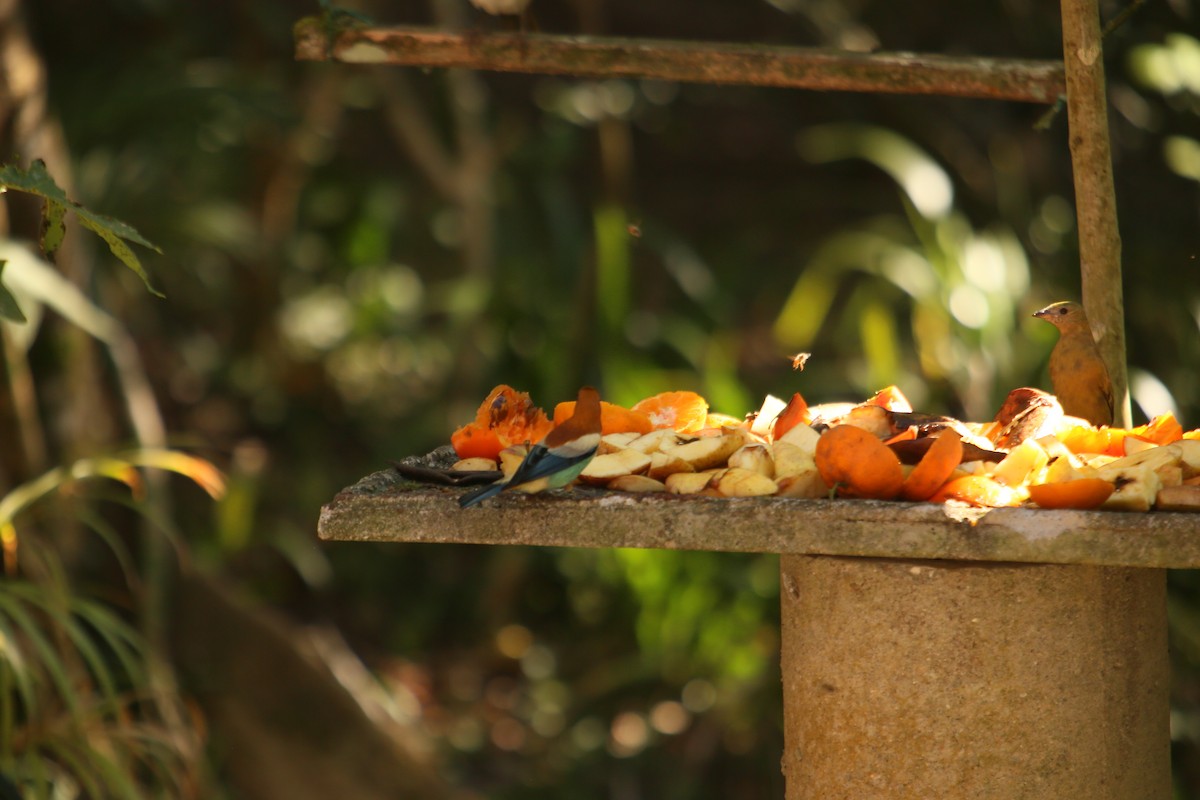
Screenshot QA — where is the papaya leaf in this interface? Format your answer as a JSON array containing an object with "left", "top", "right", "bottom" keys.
[
  {"left": 0, "top": 160, "right": 164, "bottom": 298},
  {"left": 0, "top": 261, "right": 25, "bottom": 323}
]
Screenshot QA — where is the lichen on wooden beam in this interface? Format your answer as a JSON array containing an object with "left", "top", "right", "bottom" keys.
[{"left": 294, "top": 21, "right": 1065, "bottom": 104}]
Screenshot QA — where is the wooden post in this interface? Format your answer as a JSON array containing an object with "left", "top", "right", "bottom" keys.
[
  {"left": 1061, "top": 0, "right": 1130, "bottom": 427},
  {"left": 780, "top": 555, "right": 1170, "bottom": 799}
]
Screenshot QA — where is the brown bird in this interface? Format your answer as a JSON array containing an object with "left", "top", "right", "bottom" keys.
[
  {"left": 468, "top": 0, "right": 534, "bottom": 29},
  {"left": 1032, "top": 301, "right": 1114, "bottom": 427}
]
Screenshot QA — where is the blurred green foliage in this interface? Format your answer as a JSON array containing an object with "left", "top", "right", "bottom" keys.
[{"left": 6, "top": 0, "right": 1200, "bottom": 796}]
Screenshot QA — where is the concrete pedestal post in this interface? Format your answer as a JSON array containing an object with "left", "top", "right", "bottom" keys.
[{"left": 780, "top": 554, "right": 1170, "bottom": 800}]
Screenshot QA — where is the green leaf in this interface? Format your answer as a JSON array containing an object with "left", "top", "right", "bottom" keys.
[
  {"left": 0, "top": 620, "right": 33, "bottom": 761},
  {"left": 0, "top": 261, "right": 25, "bottom": 323},
  {"left": 60, "top": 613, "right": 121, "bottom": 714},
  {"left": 41, "top": 201, "right": 67, "bottom": 259},
  {"left": 0, "top": 611, "right": 38, "bottom": 719},
  {"left": 72, "top": 739, "right": 143, "bottom": 800},
  {"left": 0, "top": 160, "right": 71, "bottom": 204},
  {"left": 76, "top": 211, "right": 164, "bottom": 298},
  {"left": 21, "top": 749, "right": 51, "bottom": 800},
  {"left": 40, "top": 739, "right": 107, "bottom": 800},
  {"left": 0, "top": 592, "right": 81, "bottom": 717},
  {"left": 70, "top": 603, "right": 147, "bottom": 690},
  {"left": 0, "top": 160, "right": 164, "bottom": 298},
  {"left": 76, "top": 510, "right": 141, "bottom": 594}
]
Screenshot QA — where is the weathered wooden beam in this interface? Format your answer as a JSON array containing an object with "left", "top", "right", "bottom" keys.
[
  {"left": 1061, "top": 0, "right": 1130, "bottom": 426},
  {"left": 320, "top": 471, "right": 1200, "bottom": 569},
  {"left": 295, "top": 21, "right": 1065, "bottom": 104}
]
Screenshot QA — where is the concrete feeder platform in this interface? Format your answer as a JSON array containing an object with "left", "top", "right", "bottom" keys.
[{"left": 320, "top": 468, "right": 1200, "bottom": 799}]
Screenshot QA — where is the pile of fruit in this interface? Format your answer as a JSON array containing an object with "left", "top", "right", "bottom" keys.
[{"left": 449, "top": 384, "right": 1200, "bottom": 512}]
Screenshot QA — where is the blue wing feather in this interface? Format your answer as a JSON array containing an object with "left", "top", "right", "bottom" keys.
[
  {"left": 459, "top": 441, "right": 597, "bottom": 508},
  {"left": 458, "top": 480, "right": 506, "bottom": 508},
  {"left": 507, "top": 444, "right": 586, "bottom": 486}
]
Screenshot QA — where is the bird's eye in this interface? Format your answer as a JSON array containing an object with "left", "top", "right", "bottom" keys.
[{"left": 1057, "top": 307, "right": 1068, "bottom": 315}]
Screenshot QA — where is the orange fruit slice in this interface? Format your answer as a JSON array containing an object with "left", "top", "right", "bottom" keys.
[
  {"left": 704, "top": 412, "right": 746, "bottom": 429},
  {"left": 1028, "top": 478, "right": 1114, "bottom": 510},
  {"left": 631, "top": 391, "right": 710, "bottom": 434},
  {"left": 901, "top": 432, "right": 963, "bottom": 502},
  {"left": 552, "top": 400, "right": 653, "bottom": 435},
  {"left": 451, "top": 385, "right": 554, "bottom": 461},
  {"left": 815, "top": 424, "right": 903, "bottom": 500}
]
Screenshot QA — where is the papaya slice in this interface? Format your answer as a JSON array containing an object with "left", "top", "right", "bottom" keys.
[
  {"left": 772, "top": 392, "right": 810, "bottom": 440},
  {"left": 866, "top": 385, "right": 913, "bottom": 412},
  {"left": 451, "top": 385, "right": 554, "bottom": 461},
  {"left": 1028, "top": 478, "right": 1115, "bottom": 510}
]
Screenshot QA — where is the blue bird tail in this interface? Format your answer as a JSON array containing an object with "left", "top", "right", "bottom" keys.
[{"left": 459, "top": 481, "right": 505, "bottom": 508}]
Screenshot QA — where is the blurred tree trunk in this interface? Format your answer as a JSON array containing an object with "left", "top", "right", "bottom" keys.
[
  {"left": 172, "top": 570, "right": 467, "bottom": 800},
  {"left": 0, "top": 0, "right": 110, "bottom": 474}
]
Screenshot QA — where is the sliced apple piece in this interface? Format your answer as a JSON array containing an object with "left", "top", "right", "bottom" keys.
[
  {"left": 1178, "top": 440, "right": 1200, "bottom": 479},
  {"left": 1094, "top": 443, "right": 1183, "bottom": 483},
  {"left": 728, "top": 444, "right": 774, "bottom": 479},
  {"left": 992, "top": 438, "right": 1049, "bottom": 488},
  {"left": 1038, "top": 453, "right": 1100, "bottom": 486},
  {"left": 626, "top": 429, "right": 686, "bottom": 455},
  {"left": 1156, "top": 485, "right": 1200, "bottom": 512},
  {"left": 598, "top": 432, "right": 642, "bottom": 454},
  {"left": 607, "top": 474, "right": 668, "bottom": 493},
  {"left": 749, "top": 394, "right": 788, "bottom": 437},
  {"left": 1078, "top": 453, "right": 1118, "bottom": 470},
  {"left": 1099, "top": 464, "right": 1163, "bottom": 512},
  {"left": 648, "top": 451, "right": 695, "bottom": 481},
  {"left": 661, "top": 431, "right": 746, "bottom": 471},
  {"left": 775, "top": 470, "right": 828, "bottom": 498},
  {"left": 839, "top": 404, "right": 893, "bottom": 439},
  {"left": 1159, "top": 464, "right": 1184, "bottom": 489},
  {"left": 1122, "top": 436, "right": 1158, "bottom": 456},
  {"left": 453, "top": 457, "right": 499, "bottom": 471},
  {"left": 775, "top": 422, "right": 821, "bottom": 454},
  {"left": 666, "top": 471, "right": 716, "bottom": 495},
  {"left": 772, "top": 441, "right": 815, "bottom": 479},
  {"left": 772, "top": 442, "right": 827, "bottom": 498},
  {"left": 1102, "top": 473, "right": 1161, "bottom": 511},
  {"left": 498, "top": 445, "right": 531, "bottom": 479},
  {"left": 711, "top": 467, "right": 779, "bottom": 497},
  {"left": 1036, "top": 436, "right": 1087, "bottom": 469},
  {"left": 580, "top": 449, "right": 652, "bottom": 484}
]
